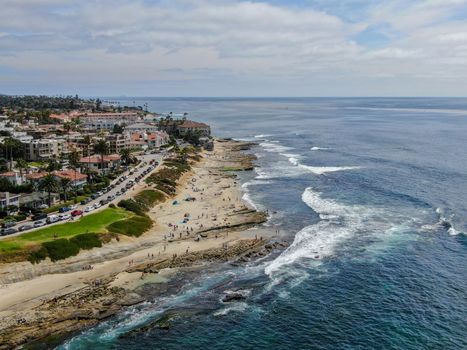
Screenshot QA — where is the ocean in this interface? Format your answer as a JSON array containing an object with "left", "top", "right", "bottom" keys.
[{"left": 59, "top": 98, "right": 467, "bottom": 349}]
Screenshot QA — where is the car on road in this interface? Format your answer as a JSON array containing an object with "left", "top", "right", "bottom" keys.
[
  {"left": 107, "top": 194, "right": 115, "bottom": 201},
  {"left": 71, "top": 210, "right": 83, "bottom": 217},
  {"left": 84, "top": 205, "right": 94, "bottom": 212},
  {"left": 46, "top": 215, "right": 59, "bottom": 224},
  {"left": 58, "top": 213, "right": 71, "bottom": 221},
  {"left": 99, "top": 199, "right": 109, "bottom": 206},
  {"left": 59, "top": 206, "right": 70, "bottom": 213},
  {"left": 90, "top": 194, "right": 98, "bottom": 200},
  {"left": 33, "top": 220, "right": 46, "bottom": 228},
  {"left": 32, "top": 213, "right": 48, "bottom": 221},
  {"left": 1, "top": 227, "right": 18, "bottom": 236},
  {"left": 18, "top": 223, "right": 34, "bottom": 231},
  {"left": 94, "top": 202, "right": 102, "bottom": 208},
  {"left": 2, "top": 221, "right": 16, "bottom": 228},
  {"left": 69, "top": 204, "right": 78, "bottom": 210}
]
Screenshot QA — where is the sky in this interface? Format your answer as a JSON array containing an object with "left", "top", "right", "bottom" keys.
[{"left": 1, "top": 0, "right": 467, "bottom": 97}]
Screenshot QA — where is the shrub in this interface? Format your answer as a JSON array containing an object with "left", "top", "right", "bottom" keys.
[
  {"left": 42, "top": 239, "right": 80, "bottom": 262},
  {"left": 27, "top": 246, "right": 48, "bottom": 264},
  {"left": 118, "top": 199, "right": 147, "bottom": 216},
  {"left": 134, "top": 189, "right": 164, "bottom": 208},
  {"left": 70, "top": 232, "right": 102, "bottom": 250},
  {"left": 109, "top": 203, "right": 116, "bottom": 208},
  {"left": 107, "top": 216, "right": 152, "bottom": 237}
]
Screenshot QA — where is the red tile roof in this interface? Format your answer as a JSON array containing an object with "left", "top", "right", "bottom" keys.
[
  {"left": 79, "top": 154, "right": 121, "bottom": 163},
  {"left": 0, "top": 172, "right": 17, "bottom": 177},
  {"left": 25, "top": 172, "right": 47, "bottom": 180},
  {"left": 54, "top": 170, "right": 87, "bottom": 181}
]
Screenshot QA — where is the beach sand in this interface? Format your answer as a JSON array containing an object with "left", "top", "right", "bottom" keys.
[{"left": 0, "top": 140, "right": 282, "bottom": 348}]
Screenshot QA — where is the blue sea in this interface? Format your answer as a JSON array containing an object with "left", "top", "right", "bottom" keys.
[{"left": 59, "top": 98, "right": 467, "bottom": 349}]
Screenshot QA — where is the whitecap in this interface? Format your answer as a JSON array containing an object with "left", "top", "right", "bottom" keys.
[
  {"left": 259, "top": 142, "right": 294, "bottom": 153},
  {"left": 311, "top": 146, "right": 331, "bottom": 151},
  {"left": 286, "top": 156, "right": 360, "bottom": 175},
  {"left": 254, "top": 134, "right": 272, "bottom": 138}
]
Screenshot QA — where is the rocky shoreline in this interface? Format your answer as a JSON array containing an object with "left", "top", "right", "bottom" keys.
[{"left": 0, "top": 139, "right": 285, "bottom": 349}]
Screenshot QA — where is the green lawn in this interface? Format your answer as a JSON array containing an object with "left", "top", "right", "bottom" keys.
[{"left": 0, "top": 208, "right": 130, "bottom": 253}]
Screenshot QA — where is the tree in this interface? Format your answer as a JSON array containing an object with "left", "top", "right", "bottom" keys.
[
  {"left": 15, "top": 158, "right": 28, "bottom": 178},
  {"left": 83, "top": 135, "right": 92, "bottom": 173},
  {"left": 93, "top": 140, "right": 109, "bottom": 172},
  {"left": 39, "top": 173, "right": 59, "bottom": 207},
  {"left": 112, "top": 124, "right": 124, "bottom": 134},
  {"left": 119, "top": 148, "right": 132, "bottom": 166},
  {"left": 2, "top": 137, "right": 22, "bottom": 171},
  {"left": 59, "top": 177, "right": 71, "bottom": 202},
  {"left": 68, "top": 150, "right": 81, "bottom": 199}
]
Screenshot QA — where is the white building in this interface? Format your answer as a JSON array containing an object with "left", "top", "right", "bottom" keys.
[
  {"left": 81, "top": 112, "right": 140, "bottom": 130},
  {"left": 22, "top": 138, "right": 69, "bottom": 161}
]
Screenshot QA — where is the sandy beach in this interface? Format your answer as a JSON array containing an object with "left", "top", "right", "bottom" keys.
[{"left": 0, "top": 140, "right": 282, "bottom": 348}]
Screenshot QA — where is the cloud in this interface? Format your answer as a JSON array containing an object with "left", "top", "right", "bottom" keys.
[{"left": 0, "top": 0, "right": 466, "bottom": 96}]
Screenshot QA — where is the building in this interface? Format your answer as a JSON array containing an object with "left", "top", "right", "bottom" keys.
[
  {"left": 177, "top": 120, "right": 211, "bottom": 137},
  {"left": 0, "top": 192, "right": 20, "bottom": 211},
  {"left": 125, "top": 122, "right": 160, "bottom": 133},
  {"left": 0, "top": 172, "right": 23, "bottom": 186},
  {"left": 129, "top": 131, "right": 169, "bottom": 149},
  {"left": 106, "top": 133, "right": 131, "bottom": 154},
  {"left": 22, "top": 138, "right": 69, "bottom": 161},
  {"left": 80, "top": 112, "right": 140, "bottom": 130},
  {"left": 54, "top": 170, "right": 88, "bottom": 188},
  {"left": 79, "top": 154, "right": 121, "bottom": 174}
]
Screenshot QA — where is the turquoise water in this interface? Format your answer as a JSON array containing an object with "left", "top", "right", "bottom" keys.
[{"left": 59, "top": 98, "right": 467, "bottom": 349}]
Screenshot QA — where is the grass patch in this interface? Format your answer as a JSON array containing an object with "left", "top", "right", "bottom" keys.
[
  {"left": 134, "top": 189, "right": 165, "bottom": 207},
  {"left": 107, "top": 216, "right": 153, "bottom": 237},
  {"left": 0, "top": 208, "right": 129, "bottom": 255},
  {"left": 118, "top": 199, "right": 147, "bottom": 216}
]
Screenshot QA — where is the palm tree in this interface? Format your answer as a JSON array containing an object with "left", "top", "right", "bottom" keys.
[
  {"left": 59, "top": 177, "right": 71, "bottom": 202},
  {"left": 15, "top": 158, "right": 28, "bottom": 179},
  {"left": 93, "top": 140, "right": 109, "bottom": 173},
  {"left": 39, "top": 173, "right": 59, "bottom": 207},
  {"left": 83, "top": 135, "right": 92, "bottom": 174},
  {"left": 119, "top": 148, "right": 132, "bottom": 166},
  {"left": 68, "top": 150, "right": 81, "bottom": 199}
]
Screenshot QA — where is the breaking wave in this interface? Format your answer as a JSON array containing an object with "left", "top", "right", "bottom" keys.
[
  {"left": 311, "top": 146, "right": 331, "bottom": 151},
  {"left": 286, "top": 156, "right": 360, "bottom": 175},
  {"left": 265, "top": 187, "right": 366, "bottom": 275}
]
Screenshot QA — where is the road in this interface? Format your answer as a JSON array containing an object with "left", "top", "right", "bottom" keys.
[{"left": 0, "top": 152, "right": 165, "bottom": 239}]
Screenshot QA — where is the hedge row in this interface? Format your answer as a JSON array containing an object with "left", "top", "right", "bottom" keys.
[{"left": 28, "top": 232, "right": 102, "bottom": 264}]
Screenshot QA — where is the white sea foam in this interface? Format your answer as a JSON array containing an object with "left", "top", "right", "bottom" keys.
[
  {"left": 265, "top": 187, "right": 365, "bottom": 275},
  {"left": 254, "top": 134, "right": 272, "bottom": 138},
  {"left": 242, "top": 191, "right": 258, "bottom": 210},
  {"left": 434, "top": 207, "right": 463, "bottom": 235},
  {"left": 311, "top": 146, "right": 331, "bottom": 151},
  {"left": 285, "top": 156, "right": 360, "bottom": 175},
  {"left": 259, "top": 142, "right": 294, "bottom": 153}
]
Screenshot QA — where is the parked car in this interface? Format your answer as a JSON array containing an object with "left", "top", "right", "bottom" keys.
[
  {"left": 94, "top": 202, "right": 102, "bottom": 208},
  {"left": 71, "top": 210, "right": 83, "bottom": 217},
  {"left": 99, "top": 199, "right": 109, "bottom": 206},
  {"left": 32, "top": 213, "right": 47, "bottom": 221},
  {"left": 58, "top": 213, "right": 71, "bottom": 221},
  {"left": 69, "top": 204, "right": 78, "bottom": 210},
  {"left": 18, "top": 223, "right": 33, "bottom": 231},
  {"left": 84, "top": 205, "right": 94, "bottom": 212},
  {"left": 46, "top": 215, "right": 59, "bottom": 224},
  {"left": 59, "top": 206, "right": 70, "bottom": 213},
  {"left": 2, "top": 221, "right": 16, "bottom": 228},
  {"left": 107, "top": 194, "right": 115, "bottom": 201},
  {"left": 33, "top": 220, "right": 46, "bottom": 228},
  {"left": 90, "top": 194, "right": 98, "bottom": 200},
  {"left": 38, "top": 204, "right": 48, "bottom": 210},
  {"left": 1, "top": 227, "right": 18, "bottom": 236}
]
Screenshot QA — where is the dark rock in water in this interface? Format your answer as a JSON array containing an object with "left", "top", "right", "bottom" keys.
[
  {"left": 222, "top": 292, "right": 246, "bottom": 302},
  {"left": 441, "top": 220, "right": 452, "bottom": 229}
]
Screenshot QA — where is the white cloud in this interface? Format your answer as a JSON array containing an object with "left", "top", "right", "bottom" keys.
[{"left": 0, "top": 0, "right": 466, "bottom": 96}]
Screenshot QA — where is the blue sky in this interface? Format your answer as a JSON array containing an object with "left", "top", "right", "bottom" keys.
[{"left": 1, "top": 0, "right": 467, "bottom": 96}]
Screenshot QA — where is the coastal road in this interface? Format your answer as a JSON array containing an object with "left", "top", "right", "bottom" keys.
[{"left": 0, "top": 152, "right": 165, "bottom": 239}]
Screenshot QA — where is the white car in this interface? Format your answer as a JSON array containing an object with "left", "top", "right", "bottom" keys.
[
  {"left": 93, "top": 202, "right": 101, "bottom": 209},
  {"left": 69, "top": 204, "right": 78, "bottom": 210},
  {"left": 33, "top": 220, "right": 46, "bottom": 228},
  {"left": 84, "top": 205, "right": 94, "bottom": 212},
  {"left": 59, "top": 213, "right": 71, "bottom": 221}
]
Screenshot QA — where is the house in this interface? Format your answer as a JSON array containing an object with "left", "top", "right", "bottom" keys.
[
  {"left": 106, "top": 133, "right": 131, "bottom": 154},
  {"left": 0, "top": 171, "right": 23, "bottom": 186},
  {"left": 125, "top": 122, "right": 160, "bottom": 133},
  {"left": 129, "top": 131, "right": 169, "bottom": 149},
  {"left": 25, "top": 172, "right": 47, "bottom": 189},
  {"left": 54, "top": 170, "right": 87, "bottom": 188},
  {"left": 177, "top": 120, "right": 211, "bottom": 137},
  {"left": 79, "top": 154, "right": 121, "bottom": 174},
  {"left": 0, "top": 192, "right": 20, "bottom": 211},
  {"left": 20, "top": 192, "right": 59, "bottom": 210},
  {"left": 22, "top": 138, "right": 69, "bottom": 161}
]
